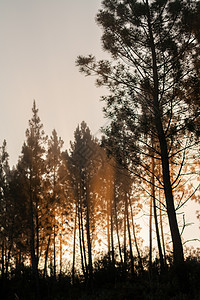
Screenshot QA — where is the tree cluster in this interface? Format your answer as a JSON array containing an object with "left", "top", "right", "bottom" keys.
[
  {"left": 77, "top": 0, "right": 200, "bottom": 266},
  {"left": 1, "top": 102, "right": 149, "bottom": 298},
  {"left": 1, "top": 0, "right": 200, "bottom": 298}
]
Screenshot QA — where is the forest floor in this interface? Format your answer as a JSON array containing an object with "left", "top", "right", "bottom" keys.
[{"left": 1, "top": 259, "right": 200, "bottom": 299}]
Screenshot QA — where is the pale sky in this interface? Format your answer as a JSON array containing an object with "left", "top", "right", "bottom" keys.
[
  {"left": 0, "top": 0, "right": 107, "bottom": 167},
  {"left": 0, "top": 0, "right": 199, "bottom": 249}
]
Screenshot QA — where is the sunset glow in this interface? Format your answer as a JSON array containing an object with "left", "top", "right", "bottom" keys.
[{"left": 0, "top": 1, "right": 200, "bottom": 299}]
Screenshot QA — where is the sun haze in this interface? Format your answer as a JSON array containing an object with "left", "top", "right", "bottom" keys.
[{"left": 0, "top": 0, "right": 106, "bottom": 166}]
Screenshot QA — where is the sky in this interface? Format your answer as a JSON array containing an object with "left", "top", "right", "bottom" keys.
[
  {"left": 0, "top": 0, "right": 107, "bottom": 167},
  {"left": 0, "top": 0, "right": 199, "bottom": 249}
]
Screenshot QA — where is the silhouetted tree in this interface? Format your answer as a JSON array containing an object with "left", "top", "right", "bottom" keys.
[
  {"left": 0, "top": 140, "right": 11, "bottom": 278},
  {"left": 77, "top": 0, "right": 200, "bottom": 265},
  {"left": 18, "top": 100, "right": 47, "bottom": 299},
  {"left": 68, "top": 121, "right": 100, "bottom": 283},
  {"left": 46, "top": 129, "right": 64, "bottom": 277}
]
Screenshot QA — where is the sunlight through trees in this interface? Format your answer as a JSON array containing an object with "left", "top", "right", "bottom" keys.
[{"left": 1, "top": 0, "right": 200, "bottom": 299}]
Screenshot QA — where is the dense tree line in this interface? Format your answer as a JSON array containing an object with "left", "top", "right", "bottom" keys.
[
  {"left": 1, "top": 0, "right": 200, "bottom": 299},
  {"left": 0, "top": 101, "right": 145, "bottom": 277},
  {"left": 0, "top": 101, "right": 199, "bottom": 299}
]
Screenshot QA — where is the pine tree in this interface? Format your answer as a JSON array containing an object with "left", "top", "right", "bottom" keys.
[
  {"left": 0, "top": 140, "right": 11, "bottom": 278},
  {"left": 46, "top": 129, "right": 64, "bottom": 277},
  {"left": 18, "top": 100, "right": 47, "bottom": 298},
  {"left": 77, "top": 0, "right": 200, "bottom": 265}
]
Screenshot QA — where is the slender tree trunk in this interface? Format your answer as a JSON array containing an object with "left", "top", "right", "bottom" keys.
[
  {"left": 149, "top": 192, "right": 153, "bottom": 273},
  {"left": 59, "top": 237, "right": 62, "bottom": 276},
  {"left": 107, "top": 195, "right": 111, "bottom": 260},
  {"left": 79, "top": 174, "right": 88, "bottom": 280},
  {"left": 16, "top": 250, "right": 23, "bottom": 275},
  {"left": 35, "top": 194, "right": 39, "bottom": 269},
  {"left": 124, "top": 199, "right": 127, "bottom": 268},
  {"left": 159, "top": 197, "right": 166, "bottom": 265},
  {"left": 128, "top": 197, "right": 143, "bottom": 272},
  {"left": 78, "top": 205, "right": 86, "bottom": 278},
  {"left": 5, "top": 237, "right": 13, "bottom": 279},
  {"left": 43, "top": 234, "right": 51, "bottom": 278},
  {"left": 30, "top": 184, "right": 41, "bottom": 300},
  {"left": 110, "top": 206, "right": 115, "bottom": 265},
  {"left": 36, "top": 215, "right": 39, "bottom": 268},
  {"left": 109, "top": 169, "right": 115, "bottom": 267},
  {"left": 72, "top": 204, "right": 78, "bottom": 285},
  {"left": 51, "top": 169, "right": 56, "bottom": 279},
  {"left": 1, "top": 241, "right": 5, "bottom": 278},
  {"left": 80, "top": 200, "right": 88, "bottom": 279},
  {"left": 85, "top": 184, "right": 93, "bottom": 283},
  {"left": 159, "top": 164, "right": 167, "bottom": 265},
  {"left": 60, "top": 213, "right": 63, "bottom": 276},
  {"left": 151, "top": 152, "right": 164, "bottom": 271},
  {"left": 53, "top": 219, "right": 56, "bottom": 278},
  {"left": 50, "top": 255, "right": 53, "bottom": 277},
  {"left": 126, "top": 196, "right": 134, "bottom": 276},
  {"left": 86, "top": 207, "right": 93, "bottom": 282},
  {"left": 114, "top": 195, "right": 123, "bottom": 265},
  {"left": 146, "top": 0, "right": 184, "bottom": 265}
]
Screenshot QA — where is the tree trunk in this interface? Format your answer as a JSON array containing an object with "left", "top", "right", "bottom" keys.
[
  {"left": 36, "top": 205, "right": 39, "bottom": 269},
  {"left": 149, "top": 191, "right": 153, "bottom": 273},
  {"left": 160, "top": 197, "right": 167, "bottom": 265},
  {"left": 151, "top": 152, "right": 164, "bottom": 271},
  {"left": 53, "top": 220, "right": 56, "bottom": 278},
  {"left": 157, "top": 126, "right": 184, "bottom": 264},
  {"left": 43, "top": 234, "right": 51, "bottom": 278},
  {"left": 123, "top": 199, "right": 127, "bottom": 269},
  {"left": 126, "top": 196, "right": 134, "bottom": 276},
  {"left": 1, "top": 241, "right": 5, "bottom": 278},
  {"left": 146, "top": 0, "right": 184, "bottom": 265},
  {"left": 128, "top": 197, "right": 143, "bottom": 272},
  {"left": 30, "top": 184, "right": 41, "bottom": 300},
  {"left": 59, "top": 213, "right": 64, "bottom": 276},
  {"left": 114, "top": 195, "right": 123, "bottom": 265},
  {"left": 5, "top": 237, "right": 13, "bottom": 279},
  {"left": 85, "top": 184, "right": 93, "bottom": 283},
  {"left": 80, "top": 199, "right": 88, "bottom": 280},
  {"left": 107, "top": 195, "right": 111, "bottom": 260},
  {"left": 159, "top": 164, "right": 167, "bottom": 265},
  {"left": 110, "top": 205, "right": 115, "bottom": 266},
  {"left": 72, "top": 204, "right": 78, "bottom": 285},
  {"left": 78, "top": 210, "right": 85, "bottom": 278}
]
